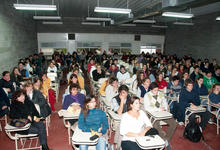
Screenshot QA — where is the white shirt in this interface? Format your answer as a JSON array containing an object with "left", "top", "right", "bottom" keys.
[
  {"left": 144, "top": 91, "right": 168, "bottom": 112},
  {"left": 120, "top": 110, "right": 152, "bottom": 142},
  {"left": 90, "top": 66, "right": 96, "bottom": 79},
  {"left": 117, "top": 71, "right": 130, "bottom": 84},
  {"left": 105, "top": 85, "right": 118, "bottom": 106},
  {"left": 47, "top": 66, "right": 57, "bottom": 73}
]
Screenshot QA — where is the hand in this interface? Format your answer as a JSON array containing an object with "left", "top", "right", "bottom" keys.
[
  {"left": 98, "top": 133, "right": 102, "bottom": 137},
  {"left": 160, "top": 107, "right": 166, "bottom": 111},
  {"left": 190, "top": 104, "right": 197, "bottom": 109},
  {"left": 2, "top": 106, "right": 7, "bottom": 110},
  {"left": 138, "top": 130, "right": 146, "bottom": 137},
  {"left": 170, "top": 90, "right": 173, "bottom": 94},
  {"left": 28, "top": 116, "right": 32, "bottom": 122},
  {"left": 7, "top": 88, "right": 11, "bottom": 92}
]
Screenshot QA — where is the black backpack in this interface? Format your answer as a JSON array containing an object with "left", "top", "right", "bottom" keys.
[{"left": 183, "top": 122, "right": 204, "bottom": 142}]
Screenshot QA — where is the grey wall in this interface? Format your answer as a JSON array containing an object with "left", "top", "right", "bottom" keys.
[
  {"left": 0, "top": 0, "right": 37, "bottom": 72},
  {"left": 164, "top": 13, "right": 220, "bottom": 64}
]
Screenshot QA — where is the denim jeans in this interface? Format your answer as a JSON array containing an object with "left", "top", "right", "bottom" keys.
[{"left": 79, "top": 137, "right": 106, "bottom": 150}]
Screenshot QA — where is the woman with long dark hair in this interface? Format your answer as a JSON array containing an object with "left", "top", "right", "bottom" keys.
[
  {"left": 78, "top": 95, "right": 108, "bottom": 150},
  {"left": 120, "top": 96, "right": 158, "bottom": 150},
  {"left": 9, "top": 90, "right": 51, "bottom": 150}
]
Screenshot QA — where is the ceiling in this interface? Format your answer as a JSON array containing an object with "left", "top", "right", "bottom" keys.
[{"left": 14, "top": 0, "right": 220, "bottom": 27}]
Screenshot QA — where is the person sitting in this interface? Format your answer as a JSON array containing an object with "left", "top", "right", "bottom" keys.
[
  {"left": 78, "top": 95, "right": 108, "bottom": 150},
  {"left": 10, "top": 67, "right": 23, "bottom": 89},
  {"left": 0, "top": 71, "right": 15, "bottom": 98},
  {"left": 190, "top": 65, "right": 202, "bottom": 82},
  {"left": 68, "top": 67, "right": 84, "bottom": 90},
  {"left": 99, "top": 78, "right": 108, "bottom": 97},
  {"left": 180, "top": 72, "right": 189, "bottom": 87},
  {"left": 156, "top": 72, "right": 168, "bottom": 91},
  {"left": 41, "top": 73, "right": 51, "bottom": 98},
  {"left": 131, "top": 71, "right": 144, "bottom": 94},
  {"left": 177, "top": 79, "right": 211, "bottom": 130},
  {"left": 120, "top": 96, "right": 158, "bottom": 150},
  {"left": 105, "top": 76, "right": 118, "bottom": 106},
  {"left": 87, "top": 58, "right": 95, "bottom": 73},
  {"left": 62, "top": 83, "right": 85, "bottom": 110},
  {"left": 0, "top": 86, "right": 10, "bottom": 117},
  {"left": 193, "top": 75, "right": 209, "bottom": 106},
  {"left": 9, "top": 90, "right": 52, "bottom": 150},
  {"left": 18, "top": 62, "right": 30, "bottom": 80},
  {"left": 167, "top": 76, "right": 182, "bottom": 114},
  {"left": 209, "top": 83, "right": 220, "bottom": 105},
  {"left": 137, "top": 77, "right": 150, "bottom": 101},
  {"left": 203, "top": 70, "right": 219, "bottom": 91},
  {"left": 108, "top": 63, "right": 118, "bottom": 76},
  {"left": 24, "top": 81, "right": 51, "bottom": 118},
  {"left": 47, "top": 61, "right": 57, "bottom": 73},
  {"left": 92, "top": 64, "right": 105, "bottom": 82},
  {"left": 112, "top": 85, "right": 130, "bottom": 115},
  {"left": 213, "top": 67, "right": 220, "bottom": 82},
  {"left": 116, "top": 65, "right": 130, "bottom": 85},
  {"left": 144, "top": 82, "right": 176, "bottom": 149}
]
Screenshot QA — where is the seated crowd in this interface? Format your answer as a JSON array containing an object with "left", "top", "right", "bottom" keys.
[{"left": 1, "top": 50, "right": 220, "bottom": 150}]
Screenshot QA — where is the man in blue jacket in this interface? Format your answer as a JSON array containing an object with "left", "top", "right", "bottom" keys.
[{"left": 177, "top": 79, "right": 210, "bottom": 130}]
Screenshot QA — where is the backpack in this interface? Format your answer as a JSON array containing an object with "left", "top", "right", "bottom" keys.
[{"left": 183, "top": 122, "right": 204, "bottom": 142}]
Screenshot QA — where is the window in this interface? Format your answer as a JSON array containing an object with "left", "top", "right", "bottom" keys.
[
  {"left": 109, "top": 42, "right": 132, "bottom": 54},
  {"left": 140, "top": 44, "right": 161, "bottom": 54}
]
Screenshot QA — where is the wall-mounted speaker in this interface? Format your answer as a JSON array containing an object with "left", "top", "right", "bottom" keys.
[
  {"left": 68, "top": 33, "right": 75, "bottom": 40},
  {"left": 134, "top": 35, "right": 141, "bottom": 41}
]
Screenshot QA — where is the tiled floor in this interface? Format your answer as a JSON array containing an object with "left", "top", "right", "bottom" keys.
[{"left": 0, "top": 78, "right": 220, "bottom": 150}]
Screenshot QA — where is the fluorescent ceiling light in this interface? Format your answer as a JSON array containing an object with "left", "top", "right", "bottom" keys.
[
  {"left": 14, "top": 4, "right": 57, "bottom": 11},
  {"left": 162, "top": 12, "right": 194, "bottom": 18},
  {"left": 94, "top": 7, "right": 131, "bottom": 14},
  {"left": 81, "top": 22, "right": 101, "bottom": 25},
  {"left": 173, "top": 22, "right": 194, "bottom": 25},
  {"left": 216, "top": 16, "right": 220, "bottom": 21},
  {"left": 86, "top": 17, "right": 112, "bottom": 21},
  {"left": 120, "top": 24, "right": 136, "bottom": 27},
  {"left": 133, "top": 19, "right": 156, "bottom": 24},
  {"left": 42, "top": 21, "right": 63, "bottom": 24},
  {"left": 33, "top": 16, "right": 61, "bottom": 20},
  {"left": 151, "top": 25, "right": 168, "bottom": 28}
]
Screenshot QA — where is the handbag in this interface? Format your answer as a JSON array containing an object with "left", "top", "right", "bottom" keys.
[{"left": 10, "top": 119, "right": 29, "bottom": 128}]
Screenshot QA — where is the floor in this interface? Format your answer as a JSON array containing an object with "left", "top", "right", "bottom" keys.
[{"left": 0, "top": 75, "right": 220, "bottom": 150}]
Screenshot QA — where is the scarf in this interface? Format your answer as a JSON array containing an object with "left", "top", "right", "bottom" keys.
[{"left": 70, "top": 93, "right": 79, "bottom": 104}]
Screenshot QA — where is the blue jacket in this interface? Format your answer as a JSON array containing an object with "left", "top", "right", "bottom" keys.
[
  {"left": 209, "top": 93, "right": 220, "bottom": 104},
  {"left": 179, "top": 88, "right": 201, "bottom": 109},
  {"left": 78, "top": 108, "right": 109, "bottom": 135},
  {"left": 139, "top": 85, "right": 150, "bottom": 98},
  {"left": 62, "top": 93, "right": 85, "bottom": 109},
  {"left": 193, "top": 83, "right": 208, "bottom": 96}
]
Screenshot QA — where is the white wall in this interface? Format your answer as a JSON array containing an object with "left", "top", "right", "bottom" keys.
[{"left": 38, "top": 33, "right": 165, "bottom": 54}]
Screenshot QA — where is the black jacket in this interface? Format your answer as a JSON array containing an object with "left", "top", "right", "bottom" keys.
[
  {"left": 30, "top": 90, "right": 51, "bottom": 118},
  {"left": 9, "top": 98, "right": 40, "bottom": 120},
  {"left": 92, "top": 70, "right": 105, "bottom": 81},
  {"left": 0, "top": 78, "right": 15, "bottom": 93}
]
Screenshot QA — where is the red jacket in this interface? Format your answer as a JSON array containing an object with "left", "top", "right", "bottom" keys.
[{"left": 156, "top": 80, "right": 168, "bottom": 89}]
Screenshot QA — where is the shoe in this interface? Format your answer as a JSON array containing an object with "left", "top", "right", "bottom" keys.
[
  {"left": 165, "top": 140, "right": 172, "bottom": 150},
  {"left": 42, "top": 144, "right": 53, "bottom": 150},
  {"left": 178, "top": 122, "right": 184, "bottom": 126}
]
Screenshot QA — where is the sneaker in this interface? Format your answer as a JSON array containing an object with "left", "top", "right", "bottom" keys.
[
  {"left": 178, "top": 122, "right": 184, "bottom": 126},
  {"left": 165, "top": 140, "right": 172, "bottom": 150}
]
